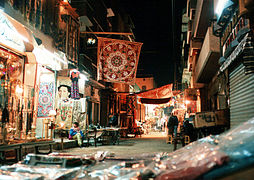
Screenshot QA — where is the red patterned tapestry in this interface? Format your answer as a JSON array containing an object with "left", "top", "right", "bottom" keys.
[
  {"left": 137, "top": 84, "right": 173, "bottom": 99},
  {"left": 97, "top": 37, "right": 143, "bottom": 84}
]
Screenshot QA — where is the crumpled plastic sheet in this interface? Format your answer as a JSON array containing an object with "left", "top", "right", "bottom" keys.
[
  {"left": 82, "top": 153, "right": 168, "bottom": 179},
  {"left": 0, "top": 163, "right": 82, "bottom": 180},
  {"left": 154, "top": 143, "right": 228, "bottom": 180},
  {"left": 217, "top": 117, "right": 254, "bottom": 160},
  {"left": 202, "top": 117, "right": 254, "bottom": 179}
]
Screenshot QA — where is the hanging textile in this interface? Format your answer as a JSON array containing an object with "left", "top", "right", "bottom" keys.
[
  {"left": 127, "top": 95, "right": 136, "bottom": 116},
  {"left": 70, "top": 70, "right": 80, "bottom": 99},
  {"left": 56, "top": 99, "right": 73, "bottom": 129},
  {"left": 37, "top": 81, "right": 54, "bottom": 117},
  {"left": 97, "top": 37, "right": 143, "bottom": 84}
]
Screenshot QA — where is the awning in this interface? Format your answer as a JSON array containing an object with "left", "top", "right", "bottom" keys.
[
  {"left": 140, "top": 97, "right": 171, "bottom": 104},
  {"left": 0, "top": 11, "right": 36, "bottom": 52},
  {"left": 137, "top": 84, "right": 173, "bottom": 99}
]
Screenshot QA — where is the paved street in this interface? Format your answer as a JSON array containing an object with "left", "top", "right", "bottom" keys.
[{"left": 57, "top": 133, "right": 177, "bottom": 157}]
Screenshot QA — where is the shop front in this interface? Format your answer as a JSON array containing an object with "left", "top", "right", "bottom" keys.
[
  {"left": 219, "top": 16, "right": 254, "bottom": 128},
  {"left": 85, "top": 79, "right": 104, "bottom": 128},
  {"left": 0, "top": 11, "right": 38, "bottom": 143}
]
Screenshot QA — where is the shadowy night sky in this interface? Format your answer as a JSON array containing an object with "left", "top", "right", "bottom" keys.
[{"left": 120, "top": 0, "right": 186, "bottom": 87}]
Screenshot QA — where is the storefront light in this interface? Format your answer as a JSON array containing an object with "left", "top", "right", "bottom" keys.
[
  {"left": 44, "top": 49, "right": 67, "bottom": 64},
  {"left": 87, "top": 38, "right": 96, "bottom": 45},
  {"left": 185, "top": 100, "right": 190, "bottom": 105},
  {"left": 215, "top": 0, "right": 234, "bottom": 18},
  {"left": 16, "top": 85, "right": 23, "bottom": 94},
  {"left": 80, "top": 73, "right": 88, "bottom": 81}
]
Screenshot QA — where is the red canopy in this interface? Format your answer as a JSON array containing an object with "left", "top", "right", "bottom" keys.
[{"left": 137, "top": 84, "right": 173, "bottom": 99}]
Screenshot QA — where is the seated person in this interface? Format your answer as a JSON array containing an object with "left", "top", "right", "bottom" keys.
[
  {"left": 69, "top": 122, "right": 84, "bottom": 147},
  {"left": 183, "top": 120, "right": 195, "bottom": 142}
]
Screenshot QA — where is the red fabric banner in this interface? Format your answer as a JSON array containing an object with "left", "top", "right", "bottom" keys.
[
  {"left": 97, "top": 37, "right": 143, "bottom": 84},
  {"left": 137, "top": 84, "right": 173, "bottom": 99}
]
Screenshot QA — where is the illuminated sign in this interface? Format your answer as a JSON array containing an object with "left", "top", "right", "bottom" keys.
[{"left": 0, "top": 12, "right": 25, "bottom": 52}]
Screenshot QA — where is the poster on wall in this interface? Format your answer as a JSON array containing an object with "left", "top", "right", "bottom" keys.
[{"left": 37, "top": 81, "right": 55, "bottom": 117}]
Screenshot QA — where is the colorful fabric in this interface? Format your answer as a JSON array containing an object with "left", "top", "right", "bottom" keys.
[
  {"left": 127, "top": 95, "right": 136, "bottom": 116},
  {"left": 72, "top": 100, "right": 82, "bottom": 123},
  {"left": 37, "top": 82, "right": 54, "bottom": 117},
  {"left": 97, "top": 37, "right": 143, "bottom": 84},
  {"left": 56, "top": 100, "right": 73, "bottom": 129},
  {"left": 71, "top": 71, "right": 80, "bottom": 99},
  {"left": 137, "top": 84, "right": 173, "bottom": 99}
]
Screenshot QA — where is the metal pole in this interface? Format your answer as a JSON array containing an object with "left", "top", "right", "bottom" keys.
[{"left": 172, "top": 0, "right": 176, "bottom": 88}]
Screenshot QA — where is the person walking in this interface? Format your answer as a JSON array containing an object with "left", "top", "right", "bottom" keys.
[
  {"left": 167, "top": 112, "right": 179, "bottom": 150},
  {"left": 167, "top": 112, "right": 179, "bottom": 138}
]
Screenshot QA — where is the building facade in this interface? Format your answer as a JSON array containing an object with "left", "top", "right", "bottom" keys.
[{"left": 181, "top": 0, "right": 254, "bottom": 129}]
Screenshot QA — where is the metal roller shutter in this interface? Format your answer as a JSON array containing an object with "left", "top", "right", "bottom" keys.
[{"left": 229, "top": 63, "right": 254, "bottom": 128}]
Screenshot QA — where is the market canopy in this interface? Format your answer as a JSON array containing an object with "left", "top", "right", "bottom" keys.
[
  {"left": 137, "top": 84, "right": 173, "bottom": 99},
  {"left": 136, "top": 84, "right": 177, "bottom": 104},
  {"left": 140, "top": 97, "right": 171, "bottom": 104}
]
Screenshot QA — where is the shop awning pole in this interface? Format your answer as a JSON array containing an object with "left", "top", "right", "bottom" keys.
[{"left": 81, "top": 32, "right": 133, "bottom": 36}]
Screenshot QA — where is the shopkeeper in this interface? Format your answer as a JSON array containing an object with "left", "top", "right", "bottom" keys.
[{"left": 69, "top": 122, "right": 84, "bottom": 147}]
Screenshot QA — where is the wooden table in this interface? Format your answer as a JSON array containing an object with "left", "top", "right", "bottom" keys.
[
  {"left": 86, "top": 128, "right": 120, "bottom": 147},
  {"left": 101, "top": 128, "right": 120, "bottom": 145},
  {"left": 0, "top": 140, "right": 55, "bottom": 164}
]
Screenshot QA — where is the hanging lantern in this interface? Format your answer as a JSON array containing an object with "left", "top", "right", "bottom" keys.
[{"left": 6, "top": 58, "right": 22, "bottom": 80}]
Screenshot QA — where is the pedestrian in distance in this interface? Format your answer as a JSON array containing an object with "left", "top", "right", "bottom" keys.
[{"left": 167, "top": 112, "right": 179, "bottom": 138}]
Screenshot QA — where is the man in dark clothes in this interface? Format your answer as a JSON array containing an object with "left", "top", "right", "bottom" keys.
[
  {"left": 167, "top": 112, "right": 179, "bottom": 138},
  {"left": 183, "top": 120, "right": 196, "bottom": 142}
]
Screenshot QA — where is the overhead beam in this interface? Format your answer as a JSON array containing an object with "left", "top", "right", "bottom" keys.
[{"left": 80, "top": 32, "right": 133, "bottom": 36}]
